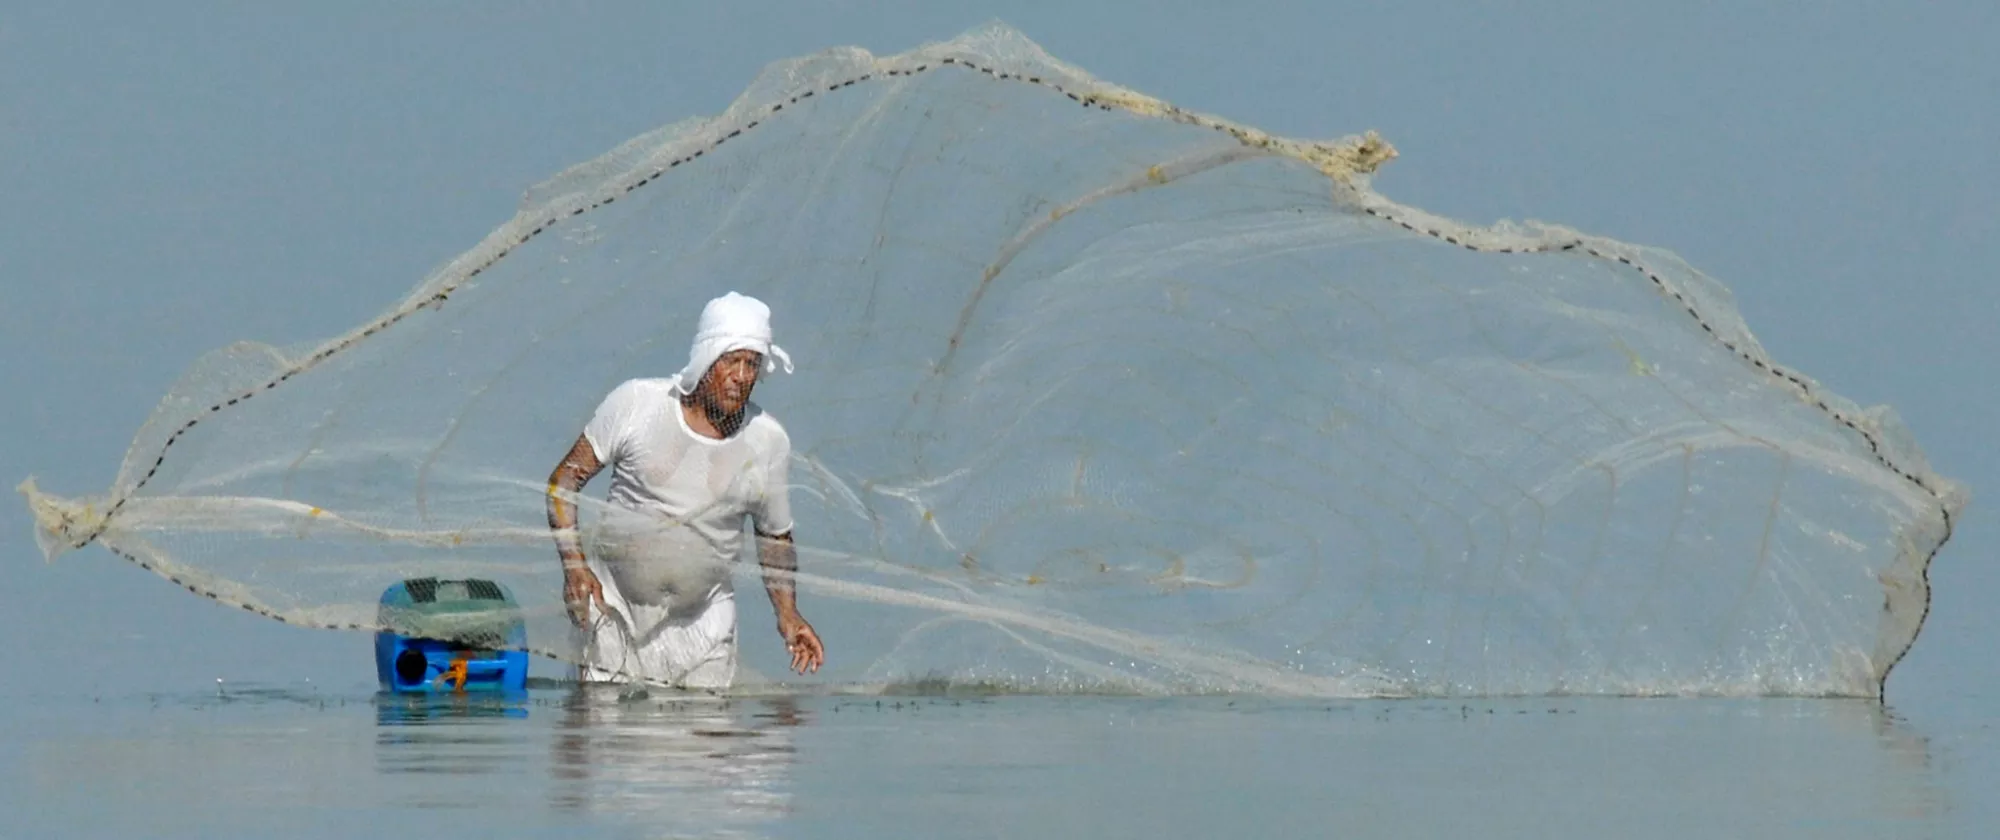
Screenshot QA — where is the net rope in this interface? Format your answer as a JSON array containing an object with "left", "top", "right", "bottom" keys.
[{"left": 19, "top": 23, "right": 1964, "bottom": 697}]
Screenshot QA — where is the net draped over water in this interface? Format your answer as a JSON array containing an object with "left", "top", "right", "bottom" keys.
[{"left": 20, "top": 24, "right": 1964, "bottom": 697}]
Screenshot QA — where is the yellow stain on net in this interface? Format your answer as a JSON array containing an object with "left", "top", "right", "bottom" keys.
[
  {"left": 1148, "top": 552, "right": 1257, "bottom": 591},
  {"left": 1085, "top": 87, "right": 1398, "bottom": 181},
  {"left": 1611, "top": 336, "right": 1654, "bottom": 376}
]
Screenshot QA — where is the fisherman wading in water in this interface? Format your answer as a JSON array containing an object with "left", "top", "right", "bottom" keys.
[{"left": 545, "top": 292, "right": 823, "bottom": 689}]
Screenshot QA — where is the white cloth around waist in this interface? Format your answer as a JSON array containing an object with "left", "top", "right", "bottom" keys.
[{"left": 578, "top": 549, "right": 738, "bottom": 691}]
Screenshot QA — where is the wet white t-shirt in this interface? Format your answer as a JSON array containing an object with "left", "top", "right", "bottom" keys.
[{"left": 581, "top": 377, "right": 792, "bottom": 612}]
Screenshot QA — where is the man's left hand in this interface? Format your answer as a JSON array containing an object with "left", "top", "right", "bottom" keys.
[{"left": 777, "top": 614, "right": 824, "bottom": 674}]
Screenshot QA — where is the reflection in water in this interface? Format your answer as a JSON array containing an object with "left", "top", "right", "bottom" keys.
[
  {"left": 376, "top": 692, "right": 530, "bottom": 726},
  {"left": 1862, "top": 703, "right": 1950, "bottom": 820},
  {"left": 373, "top": 693, "right": 536, "bottom": 798},
  {"left": 368, "top": 686, "right": 802, "bottom": 836},
  {"left": 549, "top": 686, "right": 801, "bottom": 835}
]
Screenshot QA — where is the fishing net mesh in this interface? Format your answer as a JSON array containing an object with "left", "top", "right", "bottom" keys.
[{"left": 19, "top": 24, "right": 1963, "bottom": 697}]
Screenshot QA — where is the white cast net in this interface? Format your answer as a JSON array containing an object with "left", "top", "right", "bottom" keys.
[{"left": 19, "top": 24, "right": 1965, "bottom": 697}]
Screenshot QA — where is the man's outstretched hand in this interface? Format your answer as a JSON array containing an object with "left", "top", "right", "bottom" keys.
[{"left": 777, "top": 613, "right": 824, "bottom": 674}]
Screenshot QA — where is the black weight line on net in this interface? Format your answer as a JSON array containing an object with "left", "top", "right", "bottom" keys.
[
  {"left": 70, "top": 55, "right": 1955, "bottom": 694},
  {"left": 76, "top": 59, "right": 1154, "bottom": 551},
  {"left": 102, "top": 542, "right": 581, "bottom": 666},
  {"left": 1356, "top": 205, "right": 1955, "bottom": 695}
]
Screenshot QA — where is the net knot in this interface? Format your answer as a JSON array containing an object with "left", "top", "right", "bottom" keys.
[{"left": 16, "top": 477, "right": 108, "bottom": 560}]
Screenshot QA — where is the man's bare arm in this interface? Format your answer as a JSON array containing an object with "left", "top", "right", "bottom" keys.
[
  {"left": 758, "top": 530, "right": 824, "bottom": 673},
  {"left": 549, "top": 434, "right": 606, "bottom": 623},
  {"left": 756, "top": 531, "right": 800, "bottom": 614},
  {"left": 547, "top": 434, "right": 603, "bottom": 565}
]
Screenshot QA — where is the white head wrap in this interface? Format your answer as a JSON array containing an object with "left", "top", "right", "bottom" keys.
[{"left": 673, "top": 291, "right": 794, "bottom": 396}]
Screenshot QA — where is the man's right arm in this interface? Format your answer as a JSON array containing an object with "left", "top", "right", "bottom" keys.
[{"left": 548, "top": 434, "right": 606, "bottom": 623}]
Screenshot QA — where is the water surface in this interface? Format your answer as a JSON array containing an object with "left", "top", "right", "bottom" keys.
[{"left": 3, "top": 683, "right": 1980, "bottom": 839}]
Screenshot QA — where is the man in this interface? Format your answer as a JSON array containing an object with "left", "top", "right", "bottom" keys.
[{"left": 545, "top": 291, "right": 824, "bottom": 690}]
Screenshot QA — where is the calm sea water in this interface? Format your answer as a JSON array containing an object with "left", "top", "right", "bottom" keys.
[{"left": 3, "top": 680, "right": 1989, "bottom": 839}]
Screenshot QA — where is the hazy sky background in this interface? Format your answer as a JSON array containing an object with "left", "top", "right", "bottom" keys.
[{"left": 1, "top": 2, "right": 1993, "bottom": 723}]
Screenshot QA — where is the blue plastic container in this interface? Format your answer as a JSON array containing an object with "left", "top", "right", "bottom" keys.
[{"left": 374, "top": 577, "right": 529, "bottom": 694}]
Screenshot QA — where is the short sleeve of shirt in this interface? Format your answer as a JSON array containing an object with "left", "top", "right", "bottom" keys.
[
  {"left": 753, "top": 423, "right": 794, "bottom": 536},
  {"left": 582, "top": 379, "right": 645, "bottom": 465}
]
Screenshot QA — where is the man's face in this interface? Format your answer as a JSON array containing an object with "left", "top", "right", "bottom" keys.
[{"left": 700, "top": 348, "right": 763, "bottom": 414}]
